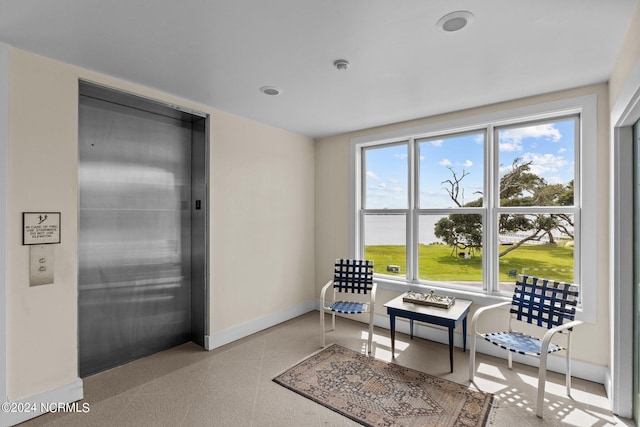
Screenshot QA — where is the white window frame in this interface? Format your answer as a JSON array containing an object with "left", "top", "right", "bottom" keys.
[
  {"left": 492, "top": 115, "right": 580, "bottom": 294},
  {"left": 350, "top": 94, "right": 597, "bottom": 323},
  {"left": 414, "top": 129, "right": 488, "bottom": 290}
]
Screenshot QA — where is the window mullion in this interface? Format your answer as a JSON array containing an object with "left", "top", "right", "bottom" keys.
[
  {"left": 358, "top": 210, "right": 364, "bottom": 259},
  {"left": 408, "top": 138, "right": 416, "bottom": 282},
  {"left": 486, "top": 125, "right": 496, "bottom": 293},
  {"left": 354, "top": 145, "right": 364, "bottom": 259}
]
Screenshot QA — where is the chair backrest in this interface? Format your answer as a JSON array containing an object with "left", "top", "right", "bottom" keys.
[
  {"left": 510, "top": 275, "right": 579, "bottom": 329},
  {"left": 333, "top": 259, "right": 374, "bottom": 294}
]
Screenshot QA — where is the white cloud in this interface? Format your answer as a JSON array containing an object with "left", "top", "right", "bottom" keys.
[
  {"left": 500, "top": 152, "right": 569, "bottom": 178},
  {"left": 366, "top": 170, "right": 381, "bottom": 181},
  {"left": 367, "top": 183, "right": 408, "bottom": 209},
  {"left": 545, "top": 176, "right": 564, "bottom": 185},
  {"left": 395, "top": 153, "right": 408, "bottom": 159},
  {"left": 462, "top": 160, "right": 473, "bottom": 167},
  {"left": 368, "top": 183, "right": 405, "bottom": 193},
  {"left": 558, "top": 148, "right": 567, "bottom": 153},
  {"left": 388, "top": 178, "right": 399, "bottom": 184},
  {"left": 499, "top": 141, "right": 522, "bottom": 152},
  {"left": 499, "top": 165, "right": 512, "bottom": 175},
  {"left": 429, "top": 140, "right": 443, "bottom": 147},
  {"left": 521, "top": 152, "right": 569, "bottom": 176},
  {"left": 439, "top": 158, "right": 452, "bottom": 167},
  {"left": 499, "top": 124, "right": 562, "bottom": 152}
]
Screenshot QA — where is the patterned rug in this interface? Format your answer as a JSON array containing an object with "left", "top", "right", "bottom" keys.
[{"left": 273, "top": 344, "right": 493, "bottom": 427}]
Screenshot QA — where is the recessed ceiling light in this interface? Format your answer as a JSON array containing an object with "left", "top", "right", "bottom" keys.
[
  {"left": 260, "top": 86, "right": 281, "bottom": 96},
  {"left": 436, "top": 11, "right": 474, "bottom": 32}
]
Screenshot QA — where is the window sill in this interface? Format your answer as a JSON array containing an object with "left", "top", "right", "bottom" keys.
[
  {"left": 373, "top": 275, "right": 511, "bottom": 307},
  {"left": 373, "top": 275, "right": 590, "bottom": 322}
]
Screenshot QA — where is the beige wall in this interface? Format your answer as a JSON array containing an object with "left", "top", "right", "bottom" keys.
[
  {"left": 6, "top": 48, "right": 315, "bottom": 400},
  {"left": 315, "top": 83, "right": 611, "bottom": 367},
  {"left": 210, "top": 111, "right": 316, "bottom": 331},
  {"left": 8, "top": 49, "right": 80, "bottom": 401}
]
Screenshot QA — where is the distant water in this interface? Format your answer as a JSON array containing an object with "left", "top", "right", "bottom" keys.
[
  {"left": 364, "top": 214, "right": 568, "bottom": 246},
  {"left": 363, "top": 214, "right": 440, "bottom": 245}
]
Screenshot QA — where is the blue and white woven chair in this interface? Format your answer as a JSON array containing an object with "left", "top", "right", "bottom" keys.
[
  {"left": 469, "top": 275, "right": 582, "bottom": 418},
  {"left": 320, "top": 259, "right": 377, "bottom": 353}
]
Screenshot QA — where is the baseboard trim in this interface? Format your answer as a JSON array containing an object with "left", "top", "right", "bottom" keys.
[
  {"left": 205, "top": 301, "right": 316, "bottom": 350},
  {"left": 1, "top": 378, "right": 83, "bottom": 427},
  {"left": 604, "top": 366, "right": 613, "bottom": 403}
]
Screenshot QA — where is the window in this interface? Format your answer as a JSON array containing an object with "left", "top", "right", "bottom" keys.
[
  {"left": 362, "top": 143, "right": 408, "bottom": 276},
  {"left": 495, "top": 117, "right": 578, "bottom": 293},
  {"left": 416, "top": 132, "right": 485, "bottom": 287},
  {"left": 352, "top": 95, "right": 595, "bottom": 309}
]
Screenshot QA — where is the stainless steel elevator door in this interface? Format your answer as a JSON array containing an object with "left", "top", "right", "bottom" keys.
[{"left": 78, "top": 95, "right": 194, "bottom": 377}]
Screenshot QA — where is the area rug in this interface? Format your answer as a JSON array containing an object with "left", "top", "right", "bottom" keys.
[{"left": 273, "top": 344, "right": 493, "bottom": 427}]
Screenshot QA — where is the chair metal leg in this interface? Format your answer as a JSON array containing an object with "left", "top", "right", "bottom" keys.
[
  {"left": 469, "top": 332, "right": 477, "bottom": 381},
  {"left": 320, "top": 309, "right": 325, "bottom": 348},
  {"left": 566, "top": 351, "right": 572, "bottom": 396},
  {"left": 367, "top": 309, "right": 374, "bottom": 354},
  {"left": 508, "top": 351, "right": 513, "bottom": 369},
  {"left": 536, "top": 351, "right": 549, "bottom": 418},
  {"left": 331, "top": 311, "right": 336, "bottom": 331},
  {"left": 566, "top": 332, "right": 573, "bottom": 395}
]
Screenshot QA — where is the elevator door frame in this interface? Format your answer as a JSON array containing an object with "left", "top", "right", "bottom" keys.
[{"left": 77, "top": 80, "right": 209, "bottom": 375}]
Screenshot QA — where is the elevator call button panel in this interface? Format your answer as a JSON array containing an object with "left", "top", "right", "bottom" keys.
[{"left": 29, "top": 245, "right": 54, "bottom": 286}]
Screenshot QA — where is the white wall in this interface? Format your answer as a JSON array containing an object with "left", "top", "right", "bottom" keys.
[
  {"left": 3, "top": 48, "right": 315, "bottom": 408},
  {"left": 315, "top": 83, "right": 611, "bottom": 369}
]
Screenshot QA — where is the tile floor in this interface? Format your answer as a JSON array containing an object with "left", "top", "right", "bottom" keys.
[{"left": 19, "top": 312, "right": 634, "bottom": 426}]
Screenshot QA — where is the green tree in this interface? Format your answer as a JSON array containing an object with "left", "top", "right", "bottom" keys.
[
  {"left": 434, "top": 213, "right": 482, "bottom": 256},
  {"left": 434, "top": 159, "right": 574, "bottom": 257}
]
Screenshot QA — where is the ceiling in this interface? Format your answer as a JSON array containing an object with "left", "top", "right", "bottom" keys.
[{"left": 0, "top": 0, "right": 637, "bottom": 138}]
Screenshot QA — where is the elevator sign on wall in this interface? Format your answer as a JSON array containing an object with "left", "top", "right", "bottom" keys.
[{"left": 23, "top": 212, "right": 61, "bottom": 245}]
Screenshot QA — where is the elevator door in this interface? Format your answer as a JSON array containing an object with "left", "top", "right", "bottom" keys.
[{"left": 78, "top": 91, "right": 200, "bottom": 377}]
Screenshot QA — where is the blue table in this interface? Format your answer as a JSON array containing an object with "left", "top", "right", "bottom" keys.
[{"left": 384, "top": 294, "right": 472, "bottom": 373}]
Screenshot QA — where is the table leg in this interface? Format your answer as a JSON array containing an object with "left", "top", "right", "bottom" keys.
[
  {"left": 448, "top": 326, "right": 454, "bottom": 373},
  {"left": 390, "top": 314, "right": 396, "bottom": 357},
  {"left": 462, "top": 316, "right": 467, "bottom": 352},
  {"left": 410, "top": 319, "right": 414, "bottom": 339}
]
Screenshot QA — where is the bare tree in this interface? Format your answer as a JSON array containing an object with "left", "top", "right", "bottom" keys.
[{"left": 441, "top": 167, "right": 470, "bottom": 208}]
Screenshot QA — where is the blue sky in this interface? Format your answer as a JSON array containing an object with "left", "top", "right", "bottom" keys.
[{"left": 364, "top": 118, "right": 576, "bottom": 209}]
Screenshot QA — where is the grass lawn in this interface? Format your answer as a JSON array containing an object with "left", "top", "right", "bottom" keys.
[{"left": 365, "top": 243, "right": 574, "bottom": 283}]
